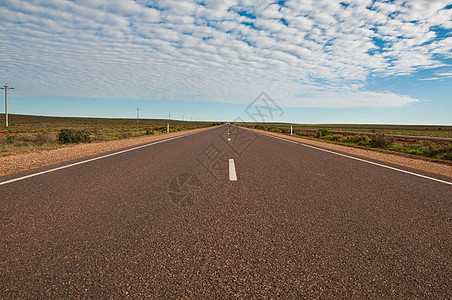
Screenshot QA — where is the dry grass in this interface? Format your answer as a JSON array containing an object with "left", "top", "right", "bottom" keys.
[{"left": 0, "top": 114, "right": 222, "bottom": 155}]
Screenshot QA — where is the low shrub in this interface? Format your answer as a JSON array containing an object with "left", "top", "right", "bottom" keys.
[
  {"left": 422, "top": 142, "right": 452, "bottom": 160},
  {"left": 296, "top": 130, "right": 315, "bottom": 137},
  {"left": 386, "top": 141, "right": 452, "bottom": 160},
  {"left": 370, "top": 133, "right": 394, "bottom": 149},
  {"left": 0, "top": 132, "right": 58, "bottom": 152},
  {"left": 117, "top": 131, "right": 132, "bottom": 139},
  {"left": 437, "top": 151, "right": 452, "bottom": 160},
  {"left": 34, "top": 132, "right": 56, "bottom": 145},
  {"left": 58, "top": 129, "right": 92, "bottom": 144},
  {"left": 321, "top": 134, "right": 343, "bottom": 142},
  {"left": 343, "top": 135, "right": 371, "bottom": 146},
  {"left": 5, "top": 134, "right": 36, "bottom": 147},
  {"left": 317, "top": 129, "right": 330, "bottom": 137},
  {"left": 388, "top": 144, "right": 424, "bottom": 156},
  {"left": 280, "top": 128, "right": 289, "bottom": 134}
]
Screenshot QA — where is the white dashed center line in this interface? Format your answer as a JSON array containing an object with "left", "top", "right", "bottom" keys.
[{"left": 229, "top": 159, "right": 237, "bottom": 181}]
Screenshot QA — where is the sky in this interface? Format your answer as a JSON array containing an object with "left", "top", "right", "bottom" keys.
[{"left": 0, "top": 0, "right": 451, "bottom": 124}]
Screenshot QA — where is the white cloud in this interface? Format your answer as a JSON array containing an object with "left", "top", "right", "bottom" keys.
[
  {"left": 0, "top": 0, "right": 451, "bottom": 109},
  {"left": 437, "top": 72, "right": 452, "bottom": 76},
  {"left": 283, "top": 91, "right": 420, "bottom": 108},
  {"left": 418, "top": 77, "right": 440, "bottom": 81}
]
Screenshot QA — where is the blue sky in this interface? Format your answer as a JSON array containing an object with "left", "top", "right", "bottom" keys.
[{"left": 0, "top": 0, "right": 451, "bottom": 124}]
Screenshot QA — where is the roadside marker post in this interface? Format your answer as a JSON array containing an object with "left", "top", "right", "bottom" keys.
[
  {"left": 167, "top": 123, "right": 169, "bottom": 133},
  {"left": 290, "top": 125, "right": 293, "bottom": 136}
]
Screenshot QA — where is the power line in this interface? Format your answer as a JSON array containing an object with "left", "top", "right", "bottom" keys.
[{"left": 0, "top": 84, "right": 15, "bottom": 127}]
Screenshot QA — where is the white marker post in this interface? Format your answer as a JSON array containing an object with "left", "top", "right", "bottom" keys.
[
  {"left": 290, "top": 125, "right": 293, "bottom": 136},
  {"left": 167, "top": 123, "right": 169, "bottom": 133}
]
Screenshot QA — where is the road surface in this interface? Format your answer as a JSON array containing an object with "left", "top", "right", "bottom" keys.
[{"left": 1, "top": 124, "right": 451, "bottom": 298}]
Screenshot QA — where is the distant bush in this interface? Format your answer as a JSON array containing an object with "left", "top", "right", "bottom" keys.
[
  {"left": 438, "top": 151, "right": 452, "bottom": 160},
  {"left": 422, "top": 142, "right": 452, "bottom": 160},
  {"left": 34, "top": 132, "right": 56, "bottom": 145},
  {"left": 386, "top": 141, "right": 452, "bottom": 160},
  {"left": 295, "top": 130, "right": 315, "bottom": 137},
  {"left": 5, "top": 133, "right": 39, "bottom": 147},
  {"left": 0, "top": 132, "right": 58, "bottom": 153},
  {"left": 343, "top": 135, "right": 371, "bottom": 146},
  {"left": 155, "top": 126, "right": 167, "bottom": 133},
  {"left": 58, "top": 129, "right": 92, "bottom": 144},
  {"left": 322, "top": 134, "right": 343, "bottom": 142},
  {"left": 280, "top": 128, "right": 289, "bottom": 134},
  {"left": 317, "top": 129, "right": 330, "bottom": 137},
  {"left": 370, "top": 133, "right": 394, "bottom": 149}
]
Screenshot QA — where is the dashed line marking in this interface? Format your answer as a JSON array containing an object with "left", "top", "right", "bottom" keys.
[{"left": 229, "top": 159, "right": 237, "bottom": 181}]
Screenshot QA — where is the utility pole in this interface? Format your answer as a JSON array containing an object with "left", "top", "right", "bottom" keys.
[
  {"left": 136, "top": 107, "right": 140, "bottom": 125},
  {"left": 1, "top": 84, "right": 14, "bottom": 127}
]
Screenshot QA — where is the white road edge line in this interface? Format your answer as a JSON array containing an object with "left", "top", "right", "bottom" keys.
[
  {"left": 229, "top": 159, "right": 237, "bottom": 181},
  {"left": 0, "top": 130, "right": 205, "bottom": 186},
  {"left": 259, "top": 131, "right": 452, "bottom": 186},
  {"left": 265, "top": 134, "right": 299, "bottom": 144}
]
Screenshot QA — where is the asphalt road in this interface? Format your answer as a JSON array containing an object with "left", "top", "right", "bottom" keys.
[{"left": 1, "top": 124, "right": 451, "bottom": 298}]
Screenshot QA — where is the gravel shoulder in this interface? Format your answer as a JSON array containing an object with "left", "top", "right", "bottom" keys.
[
  {"left": 249, "top": 128, "right": 452, "bottom": 181},
  {"left": 0, "top": 127, "right": 212, "bottom": 177}
]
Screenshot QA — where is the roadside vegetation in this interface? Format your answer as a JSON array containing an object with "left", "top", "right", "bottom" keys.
[
  {"left": 0, "top": 114, "right": 222, "bottom": 154},
  {"left": 239, "top": 123, "right": 452, "bottom": 161},
  {"left": 246, "top": 123, "right": 452, "bottom": 138}
]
